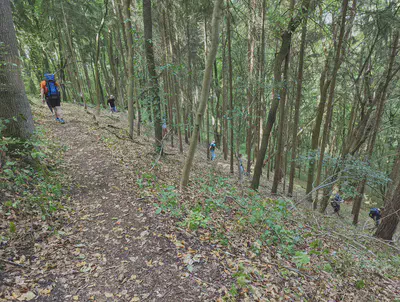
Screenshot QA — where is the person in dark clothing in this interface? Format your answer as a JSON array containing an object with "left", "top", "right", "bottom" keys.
[
  {"left": 331, "top": 193, "right": 344, "bottom": 217},
  {"left": 107, "top": 95, "right": 117, "bottom": 113},
  {"left": 369, "top": 208, "right": 383, "bottom": 226},
  {"left": 209, "top": 140, "right": 216, "bottom": 160}
]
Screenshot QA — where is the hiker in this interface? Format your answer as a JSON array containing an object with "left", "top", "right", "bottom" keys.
[
  {"left": 369, "top": 208, "right": 383, "bottom": 226},
  {"left": 162, "top": 118, "right": 168, "bottom": 138},
  {"left": 238, "top": 154, "right": 244, "bottom": 174},
  {"left": 107, "top": 95, "right": 117, "bottom": 113},
  {"left": 40, "top": 73, "right": 64, "bottom": 123},
  {"left": 209, "top": 140, "right": 216, "bottom": 161},
  {"left": 331, "top": 193, "right": 344, "bottom": 217}
]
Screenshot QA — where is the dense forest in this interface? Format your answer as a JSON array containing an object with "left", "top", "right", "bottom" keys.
[{"left": 1, "top": 0, "right": 400, "bottom": 300}]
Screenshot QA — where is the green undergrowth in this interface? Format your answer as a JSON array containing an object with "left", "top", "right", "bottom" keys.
[
  {"left": 0, "top": 117, "right": 69, "bottom": 245},
  {"left": 137, "top": 169, "right": 400, "bottom": 298}
]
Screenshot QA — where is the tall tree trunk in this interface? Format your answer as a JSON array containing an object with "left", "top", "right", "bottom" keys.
[
  {"left": 61, "top": 1, "right": 85, "bottom": 107},
  {"left": 271, "top": 52, "right": 290, "bottom": 194},
  {"left": 251, "top": 0, "right": 311, "bottom": 190},
  {"left": 375, "top": 145, "right": 400, "bottom": 240},
  {"left": 94, "top": 0, "right": 109, "bottom": 114},
  {"left": 222, "top": 27, "right": 228, "bottom": 160},
  {"left": 246, "top": 0, "right": 256, "bottom": 173},
  {"left": 227, "top": 0, "right": 234, "bottom": 174},
  {"left": 0, "top": 0, "right": 34, "bottom": 139},
  {"left": 107, "top": 29, "right": 124, "bottom": 108},
  {"left": 288, "top": 14, "right": 308, "bottom": 196},
  {"left": 143, "top": 0, "right": 163, "bottom": 150},
  {"left": 180, "top": 0, "right": 223, "bottom": 188},
  {"left": 316, "top": 0, "right": 351, "bottom": 210},
  {"left": 123, "top": 0, "right": 135, "bottom": 138}
]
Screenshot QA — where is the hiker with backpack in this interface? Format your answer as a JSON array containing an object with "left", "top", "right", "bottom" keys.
[
  {"left": 107, "top": 95, "right": 117, "bottom": 113},
  {"left": 209, "top": 140, "right": 216, "bottom": 161},
  {"left": 40, "top": 73, "right": 64, "bottom": 123},
  {"left": 369, "top": 208, "right": 383, "bottom": 226},
  {"left": 331, "top": 193, "right": 344, "bottom": 217}
]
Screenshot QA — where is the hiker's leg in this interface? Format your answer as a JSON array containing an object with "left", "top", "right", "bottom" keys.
[
  {"left": 55, "top": 106, "right": 63, "bottom": 119},
  {"left": 46, "top": 100, "right": 53, "bottom": 113}
]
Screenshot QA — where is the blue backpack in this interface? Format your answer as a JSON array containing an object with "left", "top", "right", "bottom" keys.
[
  {"left": 369, "top": 208, "right": 379, "bottom": 218},
  {"left": 44, "top": 74, "right": 59, "bottom": 98}
]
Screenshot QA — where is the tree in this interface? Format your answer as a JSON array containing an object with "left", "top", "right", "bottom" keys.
[
  {"left": 375, "top": 145, "right": 400, "bottom": 241},
  {"left": 123, "top": 0, "right": 135, "bottom": 138},
  {"left": 143, "top": 0, "right": 163, "bottom": 150},
  {"left": 180, "top": 0, "right": 224, "bottom": 188},
  {"left": 0, "top": 0, "right": 34, "bottom": 139},
  {"left": 288, "top": 8, "right": 308, "bottom": 196}
]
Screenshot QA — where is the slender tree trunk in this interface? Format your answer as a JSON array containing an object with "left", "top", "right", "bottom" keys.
[
  {"left": 0, "top": 0, "right": 34, "bottom": 139},
  {"left": 222, "top": 27, "right": 228, "bottom": 160},
  {"left": 61, "top": 1, "right": 85, "bottom": 107},
  {"left": 316, "top": 0, "right": 350, "bottom": 210},
  {"left": 180, "top": 0, "right": 223, "bottom": 188},
  {"left": 143, "top": 0, "right": 163, "bottom": 150},
  {"left": 123, "top": 0, "right": 135, "bottom": 137},
  {"left": 94, "top": 0, "right": 109, "bottom": 114},
  {"left": 288, "top": 15, "right": 308, "bottom": 196},
  {"left": 246, "top": 0, "right": 256, "bottom": 173},
  {"left": 272, "top": 50, "right": 290, "bottom": 194},
  {"left": 227, "top": 0, "right": 234, "bottom": 174},
  {"left": 107, "top": 30, "right": 124, "bottom": 108}
]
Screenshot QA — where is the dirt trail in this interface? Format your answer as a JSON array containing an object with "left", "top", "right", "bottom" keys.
[{"left": 36, "top": 106, "right": 228, "bottom": 301}]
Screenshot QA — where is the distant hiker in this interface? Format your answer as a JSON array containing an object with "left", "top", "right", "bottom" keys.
[
  {"left": 209, "top": 140, "right": 216, "bottom": 161},
  {"left": 107, "top": 95, "right": 117, "bottom": 113},
  {"left": 238, "top": 154, "right": 244, "bottom": 174},
  {"left": 331, "top": 193, "right": 344, "bottom": 216},
  {"left": 162, "top": 118, "right": 168, "bottom": 138},
  {"left": 369, "top": 208, "right": 383, "bottom": 226},
  {"left": 41, "top": 73, "right": 64, "bottom": 123}
]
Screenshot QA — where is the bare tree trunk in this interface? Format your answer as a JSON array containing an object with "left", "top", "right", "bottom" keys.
[
  {"left": 61, "top": 1, "right": 85, "bottom": 107},
  {"left": 107, "top": 29, "right": 124, "bottom": 108},
  {"left": 0, "top": 0, "right": 34, "bottom": 139},
  {"left": 143, "top": 0, "right": 163, "bottom": 150},
  {"left": 271, "top": 51, "right": 290, "bottom": 194},
  {"left": 288, "top": 14, "right": 308, "bottom": 196},
  {"left": 180, "top": 0, "right": 223, "bottom": 188},
  {"left": 123, "top": 0, "right": 135, "bottom": 137},
  {"left": 94, "top": 0, "right": 109, "bottom": 114},
  {"left": 316, "top": 0, "right": 351, "bottom": 210},
  {"left": 227, "top": 0, "right": 234, "bottom": 174},
  {"left": 246, "top": 0, "right": 256, "bottom": 173},
  {"left": 222, "top": 27, "right": 228, "bottom": 160}
]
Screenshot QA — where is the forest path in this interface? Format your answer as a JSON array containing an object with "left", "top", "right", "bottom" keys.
[{"left": 38, "top": 105, "right": 227, "bottom": 301}]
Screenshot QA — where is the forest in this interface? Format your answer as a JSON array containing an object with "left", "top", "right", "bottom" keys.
[{"left": 1, "top": 0, "right": 400, "bottom": 300}]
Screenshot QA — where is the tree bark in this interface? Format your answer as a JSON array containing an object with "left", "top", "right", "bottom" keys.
[
  {"left": 288, "top": 14, "right": 308, "bottom": 196},
  {"left": 375, "top": 145, "right": 400, "bottom": 240},
  {"left": 227, "top": 0, "right": 234, "bottom": 174},
  {"left": 143, "top": 0, "right": 163, "bottom": 150},
  {"left": 123, "top": 0, "right": 135, "bottom": 138},
  {"left": 180, "top": 0, "right": 223, "bottom": 188},
  {"left": 0, "top": 0, "right": 34, "bottom": 139}
]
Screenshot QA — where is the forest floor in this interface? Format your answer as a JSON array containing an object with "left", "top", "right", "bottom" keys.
[{"left": 1, "top": 101, "right": 400, "bottom": 301}]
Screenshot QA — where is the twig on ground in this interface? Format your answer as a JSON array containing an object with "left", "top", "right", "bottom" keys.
[{"left": 0, "top": 258, "right": 30, "bottom": 269}]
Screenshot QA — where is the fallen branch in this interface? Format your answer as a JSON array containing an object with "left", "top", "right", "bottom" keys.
[{"left": 0, "top": 258, "right": 29, "bottom": 269}]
